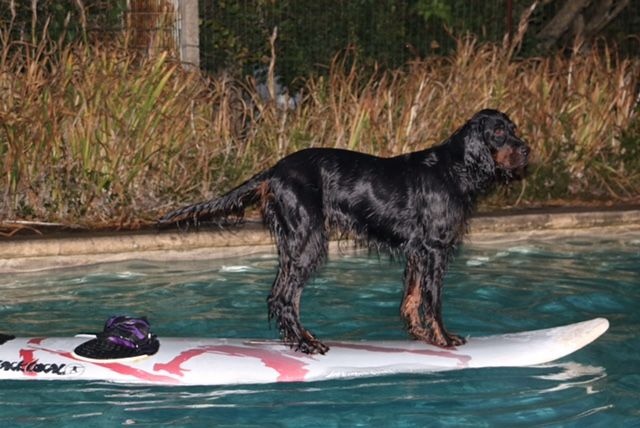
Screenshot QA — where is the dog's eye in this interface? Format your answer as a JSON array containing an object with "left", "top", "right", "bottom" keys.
[{"left": 494, "top": 128, "right": 505, "bottom": 137}]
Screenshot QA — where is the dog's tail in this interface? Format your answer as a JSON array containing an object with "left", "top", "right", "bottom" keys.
[{"left": 157, "top": 169, "right": 272, "bottom": 227}]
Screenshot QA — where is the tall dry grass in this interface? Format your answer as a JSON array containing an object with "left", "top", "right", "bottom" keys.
[
  {"left": 1, "top": 32, "right": 638, "bottom": 228},
  {"left": 0, "top": 32, "right": 256, "bottom": 227},
  {"left": 302, "top": 37, "right": 640, "bottom": 205}
]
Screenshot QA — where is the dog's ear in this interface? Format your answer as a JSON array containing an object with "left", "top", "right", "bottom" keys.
[
  {"left": 460, "top": 120, "right": 498, "bottom": 193},
  {"left": 469, "top": 115, "right": 485, "bottom": 133},
  {"left": 464, "top": 115, "right": 494, "bottom": 164},
  {"left": 468, "top": 112, "right": 490, "bottom": 142}
]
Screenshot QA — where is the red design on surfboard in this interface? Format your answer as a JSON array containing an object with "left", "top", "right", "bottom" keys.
[{"left": 154, "top": 345, "right": 310, "bottom": 382}]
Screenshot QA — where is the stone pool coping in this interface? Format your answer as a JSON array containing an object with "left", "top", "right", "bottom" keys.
[{"left": 1, "top": 207, "right": 639, "bottom": 273}]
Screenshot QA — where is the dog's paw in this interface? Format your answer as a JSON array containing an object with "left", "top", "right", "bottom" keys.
[
  {"left": 433, "top": 331, "right": 466, "bottom": 348},
  {"left": 443, "top": 332, "right": 466, "bottom": 347},
  {"left": 294, "top": 330, "right": 330, "bottom": 355},
  {"left": 415, "top": 328, "right": 466, "bottom": 348},
  {"left": 296, "top": 339, "right": 330, "bottom": 355}
]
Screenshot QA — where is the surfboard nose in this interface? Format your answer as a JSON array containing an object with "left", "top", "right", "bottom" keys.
[{"left": 464, "top": 317, "right": 610, "bottom": 369}]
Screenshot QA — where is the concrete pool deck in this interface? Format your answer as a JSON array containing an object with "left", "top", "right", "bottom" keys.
[{"left": 1, "top": 207, "right": 639, "bottom": 273}]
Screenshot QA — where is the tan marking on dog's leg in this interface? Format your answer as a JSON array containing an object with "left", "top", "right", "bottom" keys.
[{"left": 401, "top": 276, "right": 429, "bottom": 339}]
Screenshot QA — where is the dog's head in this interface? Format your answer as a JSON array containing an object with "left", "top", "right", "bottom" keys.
[{"left": 472, "top": 109, "right": 530, "bottom": 179}]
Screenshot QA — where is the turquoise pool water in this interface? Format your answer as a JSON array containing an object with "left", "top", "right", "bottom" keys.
[{"left": 1, "top": 235, "right": 639, "bottom": 426}]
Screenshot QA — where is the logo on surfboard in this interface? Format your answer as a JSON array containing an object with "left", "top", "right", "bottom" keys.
[{"left": 0, "top": 359, "right": 85, "bottom": 376}]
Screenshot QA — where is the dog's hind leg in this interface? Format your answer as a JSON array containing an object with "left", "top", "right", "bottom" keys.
[
  {"left": 268, "top": 255, "right": 329, "bottom": 354},
  {"left": 263, "top": 184, "right": 330, "bottom": 354}
]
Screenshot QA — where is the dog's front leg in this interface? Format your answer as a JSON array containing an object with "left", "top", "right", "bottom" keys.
[
  {"left": 410, "top": 248, "right": 466, "bottom": 348},
  {"left": 401, "top": 255, "right": 430, "bottom": 340},
  {"left": 421, "top": 247, "right": 466, "bottom": 347}
]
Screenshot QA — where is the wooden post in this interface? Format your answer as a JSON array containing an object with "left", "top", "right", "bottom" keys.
[
  {"left": 506, "top": 0, "right": 513, "bottom": 46},
  {"left": 177, "top": 0, "right": 200, "bottom": 69}
]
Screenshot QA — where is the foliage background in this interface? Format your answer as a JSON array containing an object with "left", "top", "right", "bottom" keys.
[
  {"left": 0, "top": 1, "right": 638, "bottom": 230},
  {"left": 199, "top": 0, "right": 639, "bottom": 83}
]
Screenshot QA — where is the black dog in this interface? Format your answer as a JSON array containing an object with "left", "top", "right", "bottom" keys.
[{"left": 159, "top": 109, "right": 530, "bottom": 354}]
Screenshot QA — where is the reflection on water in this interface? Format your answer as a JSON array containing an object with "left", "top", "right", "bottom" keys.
[{"left": 535, "top": 362, "right": 607, "bottom": 394}]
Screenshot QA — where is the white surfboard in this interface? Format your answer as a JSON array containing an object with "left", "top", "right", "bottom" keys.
[{"left": 0, "top": 318, "right": 608, "bottom": 386}]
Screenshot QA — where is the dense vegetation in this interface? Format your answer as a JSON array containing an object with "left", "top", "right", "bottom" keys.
[
  {"left": 1, "top": 29, "right": 637, "bottom": 230},
  {"left": 0, "top": 2, "right": 638, "bottom": 230}
]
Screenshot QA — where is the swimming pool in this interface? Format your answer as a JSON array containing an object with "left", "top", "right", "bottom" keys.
[{"left": 1, "top": 235, "right": 638, "bottom": 426}]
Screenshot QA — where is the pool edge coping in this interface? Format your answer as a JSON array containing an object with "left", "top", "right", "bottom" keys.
[{"left": 2, "top": 208, "right": 639, "bottom": 273}]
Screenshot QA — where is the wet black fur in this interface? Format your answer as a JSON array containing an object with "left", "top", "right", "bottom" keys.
[{"left": 158, "top": 109, "right": 530, "bottom": 354}]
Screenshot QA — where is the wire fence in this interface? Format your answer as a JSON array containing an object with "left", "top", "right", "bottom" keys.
[{"left": 2, "top": 0, "right": 638, "bottom": 83}]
